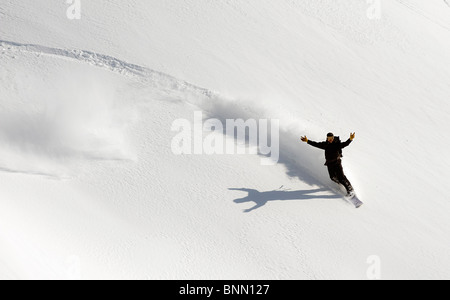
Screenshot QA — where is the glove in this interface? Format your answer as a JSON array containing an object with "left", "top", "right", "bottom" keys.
[
  {"left": 350, "top": 132, "right": 356, "bottom": 141},
  {"left": 301, "top": 136, "right": 308, "bottom": 143}
]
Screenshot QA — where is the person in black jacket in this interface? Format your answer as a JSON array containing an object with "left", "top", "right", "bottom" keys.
[{"left": 301, "top": 132, "right": 356, "bottom": 196}]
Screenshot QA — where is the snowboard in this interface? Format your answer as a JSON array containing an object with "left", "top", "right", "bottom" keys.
[
  {"left": 345, "top": 193, "right": 364, "bottom": 208},
  {"left": 329, "top": 184, "right": 364, "bottom": 208}
]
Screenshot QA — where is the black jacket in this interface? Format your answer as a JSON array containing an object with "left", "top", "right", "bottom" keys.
[{"left": 308, "top": 137, "right": 352, "bottom": 165}]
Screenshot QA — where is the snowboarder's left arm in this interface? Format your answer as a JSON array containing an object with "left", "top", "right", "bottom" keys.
[{"left": 341, "top": 132, "right": 356, "bottom": 149}]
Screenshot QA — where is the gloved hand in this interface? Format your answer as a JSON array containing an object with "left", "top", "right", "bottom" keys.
[
  {"left": 301, "top": 136, "right": 308, "bottom": 143},
  {"left": 350, "top": 132, "right": 356, "bottom": 141}
]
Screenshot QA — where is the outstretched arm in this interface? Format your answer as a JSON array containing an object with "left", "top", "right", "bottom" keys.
[
  {"left": 301, "top": 136, "right": 327, "bottom": 150},
  {"left": 341, "top": 132, "right": 356, "bottom": 149}
]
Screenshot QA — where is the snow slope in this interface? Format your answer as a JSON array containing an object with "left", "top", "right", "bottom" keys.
[{"left": 1, "top": 0, "right": 450, "bottom": 279}]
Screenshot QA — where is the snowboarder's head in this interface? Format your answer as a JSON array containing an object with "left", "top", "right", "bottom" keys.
[{"left": 327, "top": 132, "right": 334, "bottom": 143}]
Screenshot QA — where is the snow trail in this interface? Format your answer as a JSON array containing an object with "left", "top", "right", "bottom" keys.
[
  {"left": 0, "top": 40, "right": 212, "bottom": 98},
  {"left": 1, "top": 40, "right": 332, "bottom": 187}
]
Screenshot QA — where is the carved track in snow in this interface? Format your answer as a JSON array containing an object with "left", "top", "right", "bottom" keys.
[
  {"left": 0, "top": 40, "right": 214, "bottom": 99},
  {"left": 0, "top": 39, "right": 327, "bottom": 188}
]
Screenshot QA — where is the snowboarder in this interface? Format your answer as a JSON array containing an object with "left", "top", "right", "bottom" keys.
[{"left": 301, "top": 132, "right": 356, "bottom": 197}]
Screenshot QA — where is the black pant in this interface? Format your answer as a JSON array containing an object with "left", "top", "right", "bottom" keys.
[{"left": 327, "top": 160, "right": 353, "bottom": 193}]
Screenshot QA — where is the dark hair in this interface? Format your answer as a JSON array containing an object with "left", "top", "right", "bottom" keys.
[{"left": 327, "top": 133, "right": 334, "bottom": 138}]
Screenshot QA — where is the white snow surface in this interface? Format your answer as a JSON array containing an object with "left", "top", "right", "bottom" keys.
[{"left": 1, "top": 0, "right": 450, "bottom": 279}]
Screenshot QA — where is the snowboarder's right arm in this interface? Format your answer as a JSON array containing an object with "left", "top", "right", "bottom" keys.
[{"left": 301, "top": 136, "right": 326, "bottom": 150}]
